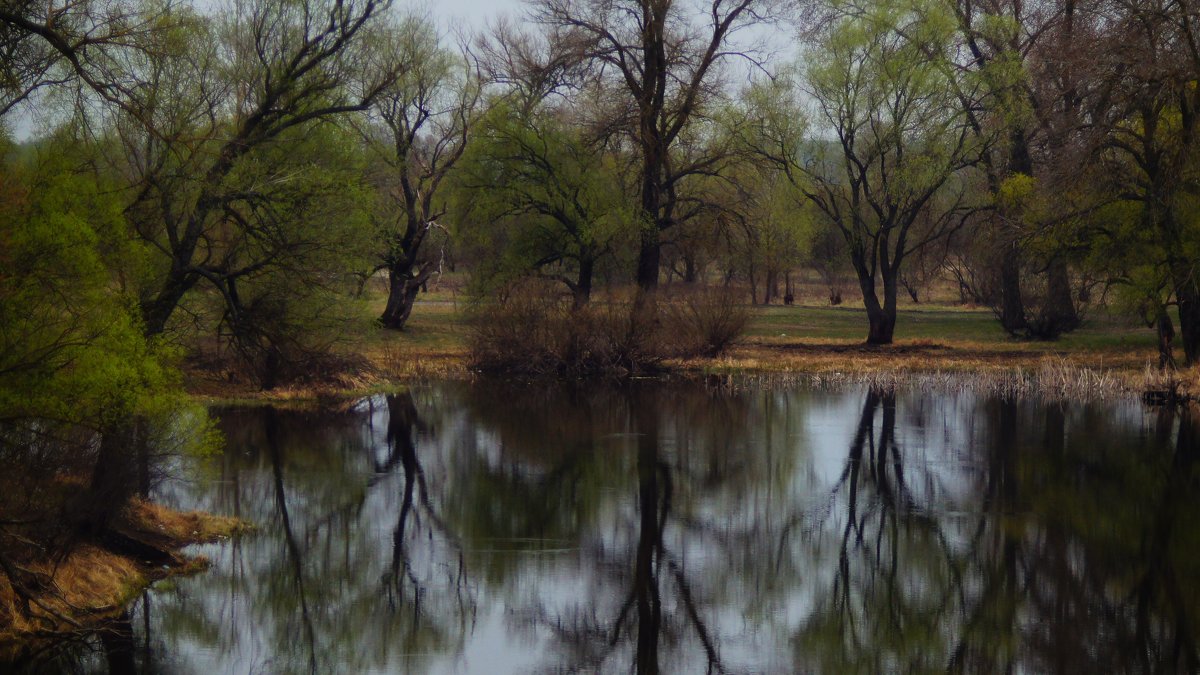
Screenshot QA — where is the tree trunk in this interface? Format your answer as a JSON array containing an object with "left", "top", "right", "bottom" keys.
[
  {"left": 379, "top": 265, "right": 422, "bottom": 330},
  {"left": 140, "top": 267, "right": 196, "bottom": 337},
  {"left": 1042, "top": 257, "right": 1079, "bottom": 334},
  {"left": 999, "top": 242, "right": 1026, "bottom": 335},
  {"left": 81, "top": 423, "right": 138, "bottom": 537},
  {"left": 1177, "top": 281, "right": 1200, "bottom": 364},
  {"left": 635, "top": 228, "right": 661, "bottom": 292},
  {"left": 683, "top": 256, "right": 698, "bottom": 284},
  {"left": 866, "top": 308, "right": 896, "bottom": 344},
  {"left": 573, "top": 258, "right": 594, "bottom": 310},
  {"left": 136, "top": 420, "right": 150, "bottom": 499},
  {"left": 869, "top": 277, "right": 898, "bottom": 345},
  {"left": 855, "top": 261, "right": 896, "bottom": 345}
]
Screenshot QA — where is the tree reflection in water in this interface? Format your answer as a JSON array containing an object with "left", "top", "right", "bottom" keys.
[
  {"left": 52, "top": 383, "right": 1200, "bottom": 674},
  {"left": 379, "top": 393, "right": 473, "bottom": 638}
]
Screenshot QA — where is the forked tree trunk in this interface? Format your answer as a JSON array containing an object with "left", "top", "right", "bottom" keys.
[
  {"left": 866, "top": 298, "right": 898, "bottom": 345},
  {"left": 379, "top": 265, "right": 425, "bottom": 330},
  {"left": 859, "top": 272, "right": 898, "bottom": 345}
]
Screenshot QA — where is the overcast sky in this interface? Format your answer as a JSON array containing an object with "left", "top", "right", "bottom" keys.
[
  {"left": 9, "top": 0, "right": 523, "bottom": 139},
  {"left": 429, "top": 0, "right": 524, "bottom": 26},
  {"left": 8, "top": 0, "right": 792, "bottom": 139}
]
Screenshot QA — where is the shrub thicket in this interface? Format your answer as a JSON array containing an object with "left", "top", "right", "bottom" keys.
[{"left": 469, "top": 281, "right": 748, "bottom": 377}]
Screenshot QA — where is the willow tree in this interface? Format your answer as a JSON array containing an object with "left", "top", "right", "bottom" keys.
[
  {"left": 112, "top": 0, "right": 396, "bottom": 342},
  {"left": 0, "top": 0, "right": 161, "bottom": 116},
  {"left": 454, "top": 99, "right": 633, "bottom": 308},
  {"left": 359, "top": 13, "right": 481, "bottom": 330},
  {"left": 946, "top": 0, "right": 1105, "bottom": 339},
  {"left": 739, "top": 0, "right": 990, "bottom": 344},
  {"left": 1089, "top": 0, "right": 1200, "bottom": 364},
  {"left": 531, "top": 0, "right": 765, "bottom": 295}
]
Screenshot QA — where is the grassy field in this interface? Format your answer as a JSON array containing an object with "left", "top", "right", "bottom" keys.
[
  {"left": 704, "top": 302, "right": 1161, "bottom": 379},
  {"left": 746, "top": 303, "right": 1153, "bottom": 350},
  {"left": 364, "top": 293, "right": 1163, "bottom": 377},
  {"left": 184, "top": 277, "right": 1189, "bottom": 402}
]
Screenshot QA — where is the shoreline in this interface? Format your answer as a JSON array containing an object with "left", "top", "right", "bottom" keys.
[
  {"left": 183, "top": 336, "right": 1198, "bottom": 406},
  {"left": 0, "top": 500, "right": 250, "bottom": 662}
]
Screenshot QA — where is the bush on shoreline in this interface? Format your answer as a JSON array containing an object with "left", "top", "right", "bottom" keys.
[{"left": 468, "top": 282, "right": 749, "bottom": 377}]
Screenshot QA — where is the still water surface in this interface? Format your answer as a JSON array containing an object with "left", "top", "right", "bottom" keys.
[{"left": 50, "top": 380, "right": 1200, "bottom": 673}]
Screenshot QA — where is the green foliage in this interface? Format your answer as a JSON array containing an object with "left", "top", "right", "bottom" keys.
[
  {"left": 805, "top": 0, "right": 971, "bottom": 201},
  {"left": 453, "top": 99, "right": 634, "bottom": 297},
  {"left": 211, "top": 123, "right": 376, "bottom": 381},
  {"left": 0, "top": 144, "right": 155, "bottom": 424}
]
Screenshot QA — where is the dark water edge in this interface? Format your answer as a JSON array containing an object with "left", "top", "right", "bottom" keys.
[{"left": 12, "top": 379, "right": 1200, "bottom": 674}]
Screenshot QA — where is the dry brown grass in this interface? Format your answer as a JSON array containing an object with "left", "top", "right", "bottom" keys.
[
  {"left": 688, "top": 335, "right": 1153, "bottom": 374},
  {"left": 362, "top": 340, "right": 469, "bottom": 382},
  {"left": 688, "top": 348, "right": 1199, "bottom": 402},
  {"left": 0, "top": 545, "right": 143, "bottom": 646},
  {"left": 184, "top": 329, "right": 471, "bottom": 403},
  {"left": 186, "top": 329, "right": 1196, "bottom": 404},
  {"left": 0, "top": 499, "right": 248, "bottom": 656},
  {"left": 124, "top": 499, "right": 249, "bottom": 545},
  {"left": 177, "top": 291, "right": 1194, "bottom": 403}
]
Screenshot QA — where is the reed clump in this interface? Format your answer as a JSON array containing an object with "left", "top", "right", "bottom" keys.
[{"left": 703, "top": 356, "right": 1160, "bottom": 403}]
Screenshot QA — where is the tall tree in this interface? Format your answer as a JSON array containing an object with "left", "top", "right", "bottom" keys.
[
  {"left": 111, "top": 0, "right": 395, "bottom": 341},
  {"left": 531, "top": 0, "right": 765, "bottom": 295},
  {"left": 950, "top": 0, "right": 1097, "bottom": 338},
  {"left": 0, "top": 0, "right": 160, "bottom": 117},
  {"left": 738, "top": 0, "right": 991, "bottom": 344},
  {"left": 358, "top": 13, "right": 480, "bottom": 330},
  {"left": 455, "top": 99, "right": 633, "bottom": 308},
  {"left": 1089, "top": 0, "right": 1200, "bottom": 363}
]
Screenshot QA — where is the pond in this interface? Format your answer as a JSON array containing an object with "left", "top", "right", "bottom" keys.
[{"left": 25, "top": 380, "right": 1200, "bottom": 673}]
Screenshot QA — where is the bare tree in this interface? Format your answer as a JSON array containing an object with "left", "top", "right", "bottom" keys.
[{"left": 358, "top": 13, "right": 481, "bottom": 330}]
